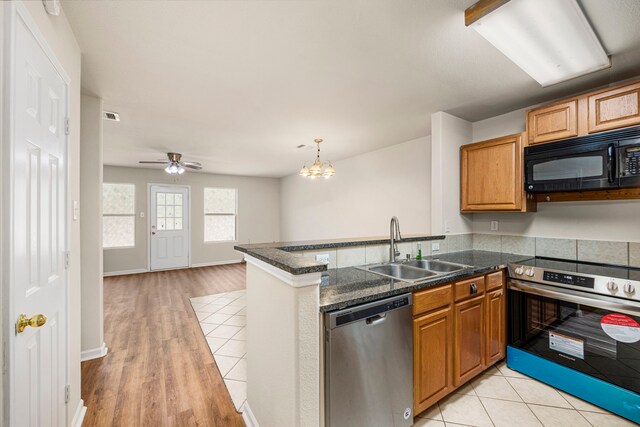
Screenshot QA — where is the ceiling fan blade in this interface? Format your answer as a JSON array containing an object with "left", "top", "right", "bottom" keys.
[
  {"left": 139, "top": 161, "right": 169, "bottom": 164},
  {"left": 182, "top": 163, "right": 202, "bottom": 170}
]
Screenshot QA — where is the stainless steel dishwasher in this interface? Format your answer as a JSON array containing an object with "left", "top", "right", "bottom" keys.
[{"left": 325, "top": 293, "right": 413, "bottom": 427}]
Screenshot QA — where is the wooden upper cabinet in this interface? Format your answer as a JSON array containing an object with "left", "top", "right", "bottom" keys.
[
  {"left": 588, "top": 82, "right": 640, "bottom": 133},
  {"left": 527, "top": 99, "right": 579, "bottom": 145},
  {"left": 461, "top": 133, "right": 534, "bottom": 212}
]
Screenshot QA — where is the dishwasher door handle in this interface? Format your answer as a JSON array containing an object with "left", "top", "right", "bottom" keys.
[{"left": 366, "top": 314, "right": 387, "bottom": 326}]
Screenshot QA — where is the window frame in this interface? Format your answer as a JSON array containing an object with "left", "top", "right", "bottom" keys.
[
  {"left": 102, "top": 182, "right": 136, "bottom": 249},
  {"left": 203, "top": 187, "right": 238, "bottom": 244}
]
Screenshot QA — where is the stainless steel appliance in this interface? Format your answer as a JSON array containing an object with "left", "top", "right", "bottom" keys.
[
  {"left": 524, "top": 126, "right": 640, "bottom": 192},
  {"left": 507, "top": 258, "right": 640, "bottom": 423},
  {"left": 325, "top": 294, "right": 413, "bottom": 427}
]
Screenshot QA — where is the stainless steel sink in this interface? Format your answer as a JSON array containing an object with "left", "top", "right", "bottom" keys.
[
  {"left": 358, "top": 259, "right": 471, "bottom": 283},
  {"left": 403, "top": 259, "right": 469, "bottom": 273},
  {"left": 367, "top": 264, "right": 438, "bottom": 282}
]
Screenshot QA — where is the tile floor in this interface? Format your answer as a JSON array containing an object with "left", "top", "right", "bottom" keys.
[
  {"left": 191, "top": 289, "right": 247, "bottom": 412},
  {"left": 414, "top": 362, "right": 636, "bottom": 427},
  {"left": 193, "top": 291, "right": 636, "bottom": 426}
]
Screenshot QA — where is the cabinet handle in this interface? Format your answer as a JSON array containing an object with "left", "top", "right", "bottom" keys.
[{"left": 470, "top": 283, "right": 478, "bottom": 295}]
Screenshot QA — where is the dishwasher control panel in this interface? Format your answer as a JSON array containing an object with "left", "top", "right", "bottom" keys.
[{"left": 330, "top": 294, "right": 412, "bottom": 328}]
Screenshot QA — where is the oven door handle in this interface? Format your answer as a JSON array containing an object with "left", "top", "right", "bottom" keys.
[
  {"left": 607, "top": 143, "right": 617, "bottom": 184},
  {"left": 508, "top": 279, "right": 640, "bottom": 317}
]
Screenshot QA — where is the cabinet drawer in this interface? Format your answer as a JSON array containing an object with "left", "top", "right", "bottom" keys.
[
  {"left": 414, "top": 285, "right": 452, "bottom": 316},
  {"left": 485, "top": 271, "right": 504, "bottom": 291},
  {"left": 454, "top": 276, "right": 485, "bottom": 302},
  {"left": 527, "top": 99, "right": 578, "bottom": 145},
  {"left": 588, "top": 82, "right": 640, "bottom": 133}
]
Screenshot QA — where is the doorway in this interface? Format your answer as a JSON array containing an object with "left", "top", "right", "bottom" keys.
[{"left": 149, "top": 184, "right": 191, "bottom": 271}]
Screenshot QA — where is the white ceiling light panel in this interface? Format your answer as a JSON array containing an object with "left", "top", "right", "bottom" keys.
[{"left": 470, "top": 0, "right": 610, "bottom": 87}]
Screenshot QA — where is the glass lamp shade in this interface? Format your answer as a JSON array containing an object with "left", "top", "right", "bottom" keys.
[
  {"left": 310, "top": 161, "right": 322, "bottom": 177},
  {"left": 323, "top": 164, "right": 335, "bottom": 178},
  {"left": 299, "top": 165, "right": 310, "bottom": 177},
  {"left": 177, "top": 166, "right": 185, "bottom": 174},
  {"left": 165, "top": 163, "right": 182, "bottom": 174}
]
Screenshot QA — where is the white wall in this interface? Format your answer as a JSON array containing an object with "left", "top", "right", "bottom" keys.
[
  {"left": 80, "top": 94, "right": 105, "bottom": 355},
  {"left": 430, "top": 112, "right": 473, "bottom": 235},
  {"left": 470, "top": 108, "right": 640, "bottom": 243},
  {"left": 103, "top": 166, "right": 281, "bottom": 273},
  {"left": 0, "top": 1, "right": 83, "bottom": 424},
  {"left": 280, "top": 136, "right": 431, "bottom": 241},
  {"left": 0, "top": 3, "right": 5, "bottom": 424}
]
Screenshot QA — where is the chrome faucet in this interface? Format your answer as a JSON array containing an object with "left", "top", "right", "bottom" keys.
[{"left": 389, "top": 216, "right": 402, "bottom": 262}]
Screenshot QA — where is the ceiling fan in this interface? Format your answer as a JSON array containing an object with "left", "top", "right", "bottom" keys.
[{"left": 139, "top": 152, "right": 203, "bottom": 175}]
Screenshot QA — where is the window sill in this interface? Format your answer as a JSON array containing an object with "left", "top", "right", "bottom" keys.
[{"left": 103, "top": 246, "right": 136, "bottom": 250}]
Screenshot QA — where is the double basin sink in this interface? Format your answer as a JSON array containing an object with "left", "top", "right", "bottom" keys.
[{"left": 357, "top": 259, "right": 471, "bottom": 283}]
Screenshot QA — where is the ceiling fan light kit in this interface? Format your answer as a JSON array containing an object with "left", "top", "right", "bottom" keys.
[
  {"left": 139, "top": 152, "right": 203, "bottom": 174},
  {"left": 299, "top": 138, "right": 336, "bottom": 179}
]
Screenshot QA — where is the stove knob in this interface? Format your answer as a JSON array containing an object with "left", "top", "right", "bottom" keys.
[
  {"left": 514, "top": 266, "right": 524, "bottom": 275},
  {"left": 525, "top": 268, "right": 535, "bottom": 277},
  {"left": 606, "top": 281, "right": 618, "bottom": 292},
  {"left": 624, "top": 283, "right": 636, "bottom": 295}
]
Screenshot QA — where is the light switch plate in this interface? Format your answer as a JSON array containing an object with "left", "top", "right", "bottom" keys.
[
  {"left": 73, "top": 200, "right": 79, "bottom": 221},
  {"left": 432, "top": 242, "right": 440, "bottom": 251},
  {"left": 491, "top": 220, "right": 499, "bottom": 231}
]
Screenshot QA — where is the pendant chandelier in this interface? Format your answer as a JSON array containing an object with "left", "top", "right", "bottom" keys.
[{"left": 299, "top": 138, "right": 335, "bottom": 179}]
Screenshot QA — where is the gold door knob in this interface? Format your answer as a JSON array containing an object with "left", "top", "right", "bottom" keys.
[{"left": 16, "top": 314, "right": 47, "bottom": 334}]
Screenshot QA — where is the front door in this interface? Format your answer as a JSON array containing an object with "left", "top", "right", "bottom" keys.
[
  {"left": 8, "top": 6, "right": 69, "bottom": 426},
  {"left": 149, "top": 185, "right": 190, "bottom": 270}
]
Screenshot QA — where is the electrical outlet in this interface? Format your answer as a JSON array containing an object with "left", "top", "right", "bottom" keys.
[
  {"left": 140, "top": 212, "right": 145, "bottom": 218},
  {"left": 432, "top": 242, "right": 440, "bottom": 252},
  {"left": 491, "top": 220, "right": 499, "bottom": 231},
  {"left": 315, "top": 254, "right": 330, "bottom": 264}
]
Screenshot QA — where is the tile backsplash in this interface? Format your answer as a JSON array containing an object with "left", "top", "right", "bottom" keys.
[
  {"left": 297, "top": 233, "right": 640, "bottom": 269},
  {"left": 474, "top": 233, "right": 639, "bottom": 267}
]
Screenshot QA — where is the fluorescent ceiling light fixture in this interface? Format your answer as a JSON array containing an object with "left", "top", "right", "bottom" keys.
[{"left": 467, "top": 0, "right": 610, "bottom": 87}]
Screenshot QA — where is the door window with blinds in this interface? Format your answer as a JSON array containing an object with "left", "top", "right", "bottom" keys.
[
  {"left": 204, "top": 188, "right": 237, "bottom": 242},
  {"left": 103, "top": 183, "right": 136, "bottom": 248}
]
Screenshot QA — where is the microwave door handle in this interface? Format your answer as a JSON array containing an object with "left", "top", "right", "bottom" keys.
[{"left": 607, "top": 143, "right": 617, "bottom": 184}]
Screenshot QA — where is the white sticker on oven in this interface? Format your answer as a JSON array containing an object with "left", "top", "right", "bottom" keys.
[
  {"left": 549, "top": 332, "right": 584, "bottom": 359},
  {"left": 601, "top": 314, "right": 640, "bottom": 343}
]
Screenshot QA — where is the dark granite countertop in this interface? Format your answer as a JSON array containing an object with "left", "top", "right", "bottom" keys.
[
  {"left": 319, "top": 250, "right": 533, "bottom": 312},
  {"left": 235, "top": 234, "right": 445, "bottom": 275}
]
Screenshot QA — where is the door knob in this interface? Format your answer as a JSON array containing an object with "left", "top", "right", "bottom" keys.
[
  {"left": 151, "top": 231, "right": 156, "bottom": 235},
  {"left": 16, "top": 314, "right": 47, "bottom": 334}
]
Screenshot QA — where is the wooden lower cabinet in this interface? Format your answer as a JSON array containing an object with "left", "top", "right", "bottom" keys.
[
  {"left": 485, "top": 288, "right": 505, "bottom": 366},
  {"left": 413, "top": 270, "right": 507, "bottom": 416},
  {"left": 453, "top": 294, "right": 485, "bottom": 386},
  {"left": 413, "top": 307, "right": 453, "bottom": 414}
]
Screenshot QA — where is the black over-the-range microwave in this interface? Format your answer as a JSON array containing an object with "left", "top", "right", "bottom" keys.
[{"left": 524, "top": 126, "right": 640, "bottom": 193}]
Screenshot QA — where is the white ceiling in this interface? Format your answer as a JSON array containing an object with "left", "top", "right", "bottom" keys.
[{"left": 62, "top": 0, "right": 640, "bottom": 178}]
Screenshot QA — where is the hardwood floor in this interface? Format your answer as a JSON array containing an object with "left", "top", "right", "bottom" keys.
[{"left": 81, "top": 264, "right": 247, "bottom": 427}]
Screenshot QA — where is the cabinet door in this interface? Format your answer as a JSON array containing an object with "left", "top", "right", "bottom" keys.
[
  {"left": 485, "top": 288, "right": 505, "bottom": 366},
  {"left": 414, "top": 307, "right": 453, "bottom": 415},
  {"left": 454, "top": 295, "right": 485, "bottom": 386},
  {"left": 461, "top": 134, "right": 523, "bottom": 211},
  {"left": 588, "top": 82, "right": 640, "bottom": 133},
  {"left": 527, "top": 99, "right": 579, "bottom": 145}
]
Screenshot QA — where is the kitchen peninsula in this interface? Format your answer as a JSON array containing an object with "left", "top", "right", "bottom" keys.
[{"left": 235, "top": 235, "right": 531, "bottom": 427}]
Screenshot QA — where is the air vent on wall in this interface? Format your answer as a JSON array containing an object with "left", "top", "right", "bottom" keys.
[{"left": 104, "top": 111, "right": 120, "bottom": 121}]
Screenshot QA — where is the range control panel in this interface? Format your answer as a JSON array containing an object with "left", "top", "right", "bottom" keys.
[
  {"left": 543, "top": 271, "right": 594, "bottom": 288},
  {"left": 508, "top": 263, "right": 640, "bottom": 302}
]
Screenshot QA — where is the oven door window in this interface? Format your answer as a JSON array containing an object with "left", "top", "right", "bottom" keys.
[
  {"left": 509, "top": 290, "right": 640, "bottom": 394},
  {"left": 532, "top": 156, "right": 604, "bottom": 181}
]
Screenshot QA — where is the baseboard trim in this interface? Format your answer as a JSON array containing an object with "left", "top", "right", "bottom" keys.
[
  {"left": 191, "top": 260, "right": 244, "bottom": 268},
  {"left": 81, "top": 342, "right": 108, "bottom": 362},
  {"left": 103, "top": 268, "right": 148, "bottom": 277},
  {"left": 71, "top": 399, "right": 87, "bottom": 427},
  {"left": 241, "top": 401, "right": 260, "bottom": 427}
]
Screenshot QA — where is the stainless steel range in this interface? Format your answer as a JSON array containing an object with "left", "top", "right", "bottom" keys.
[{"left": 506, "top": 257, "right": 640, "bottom": 424}]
